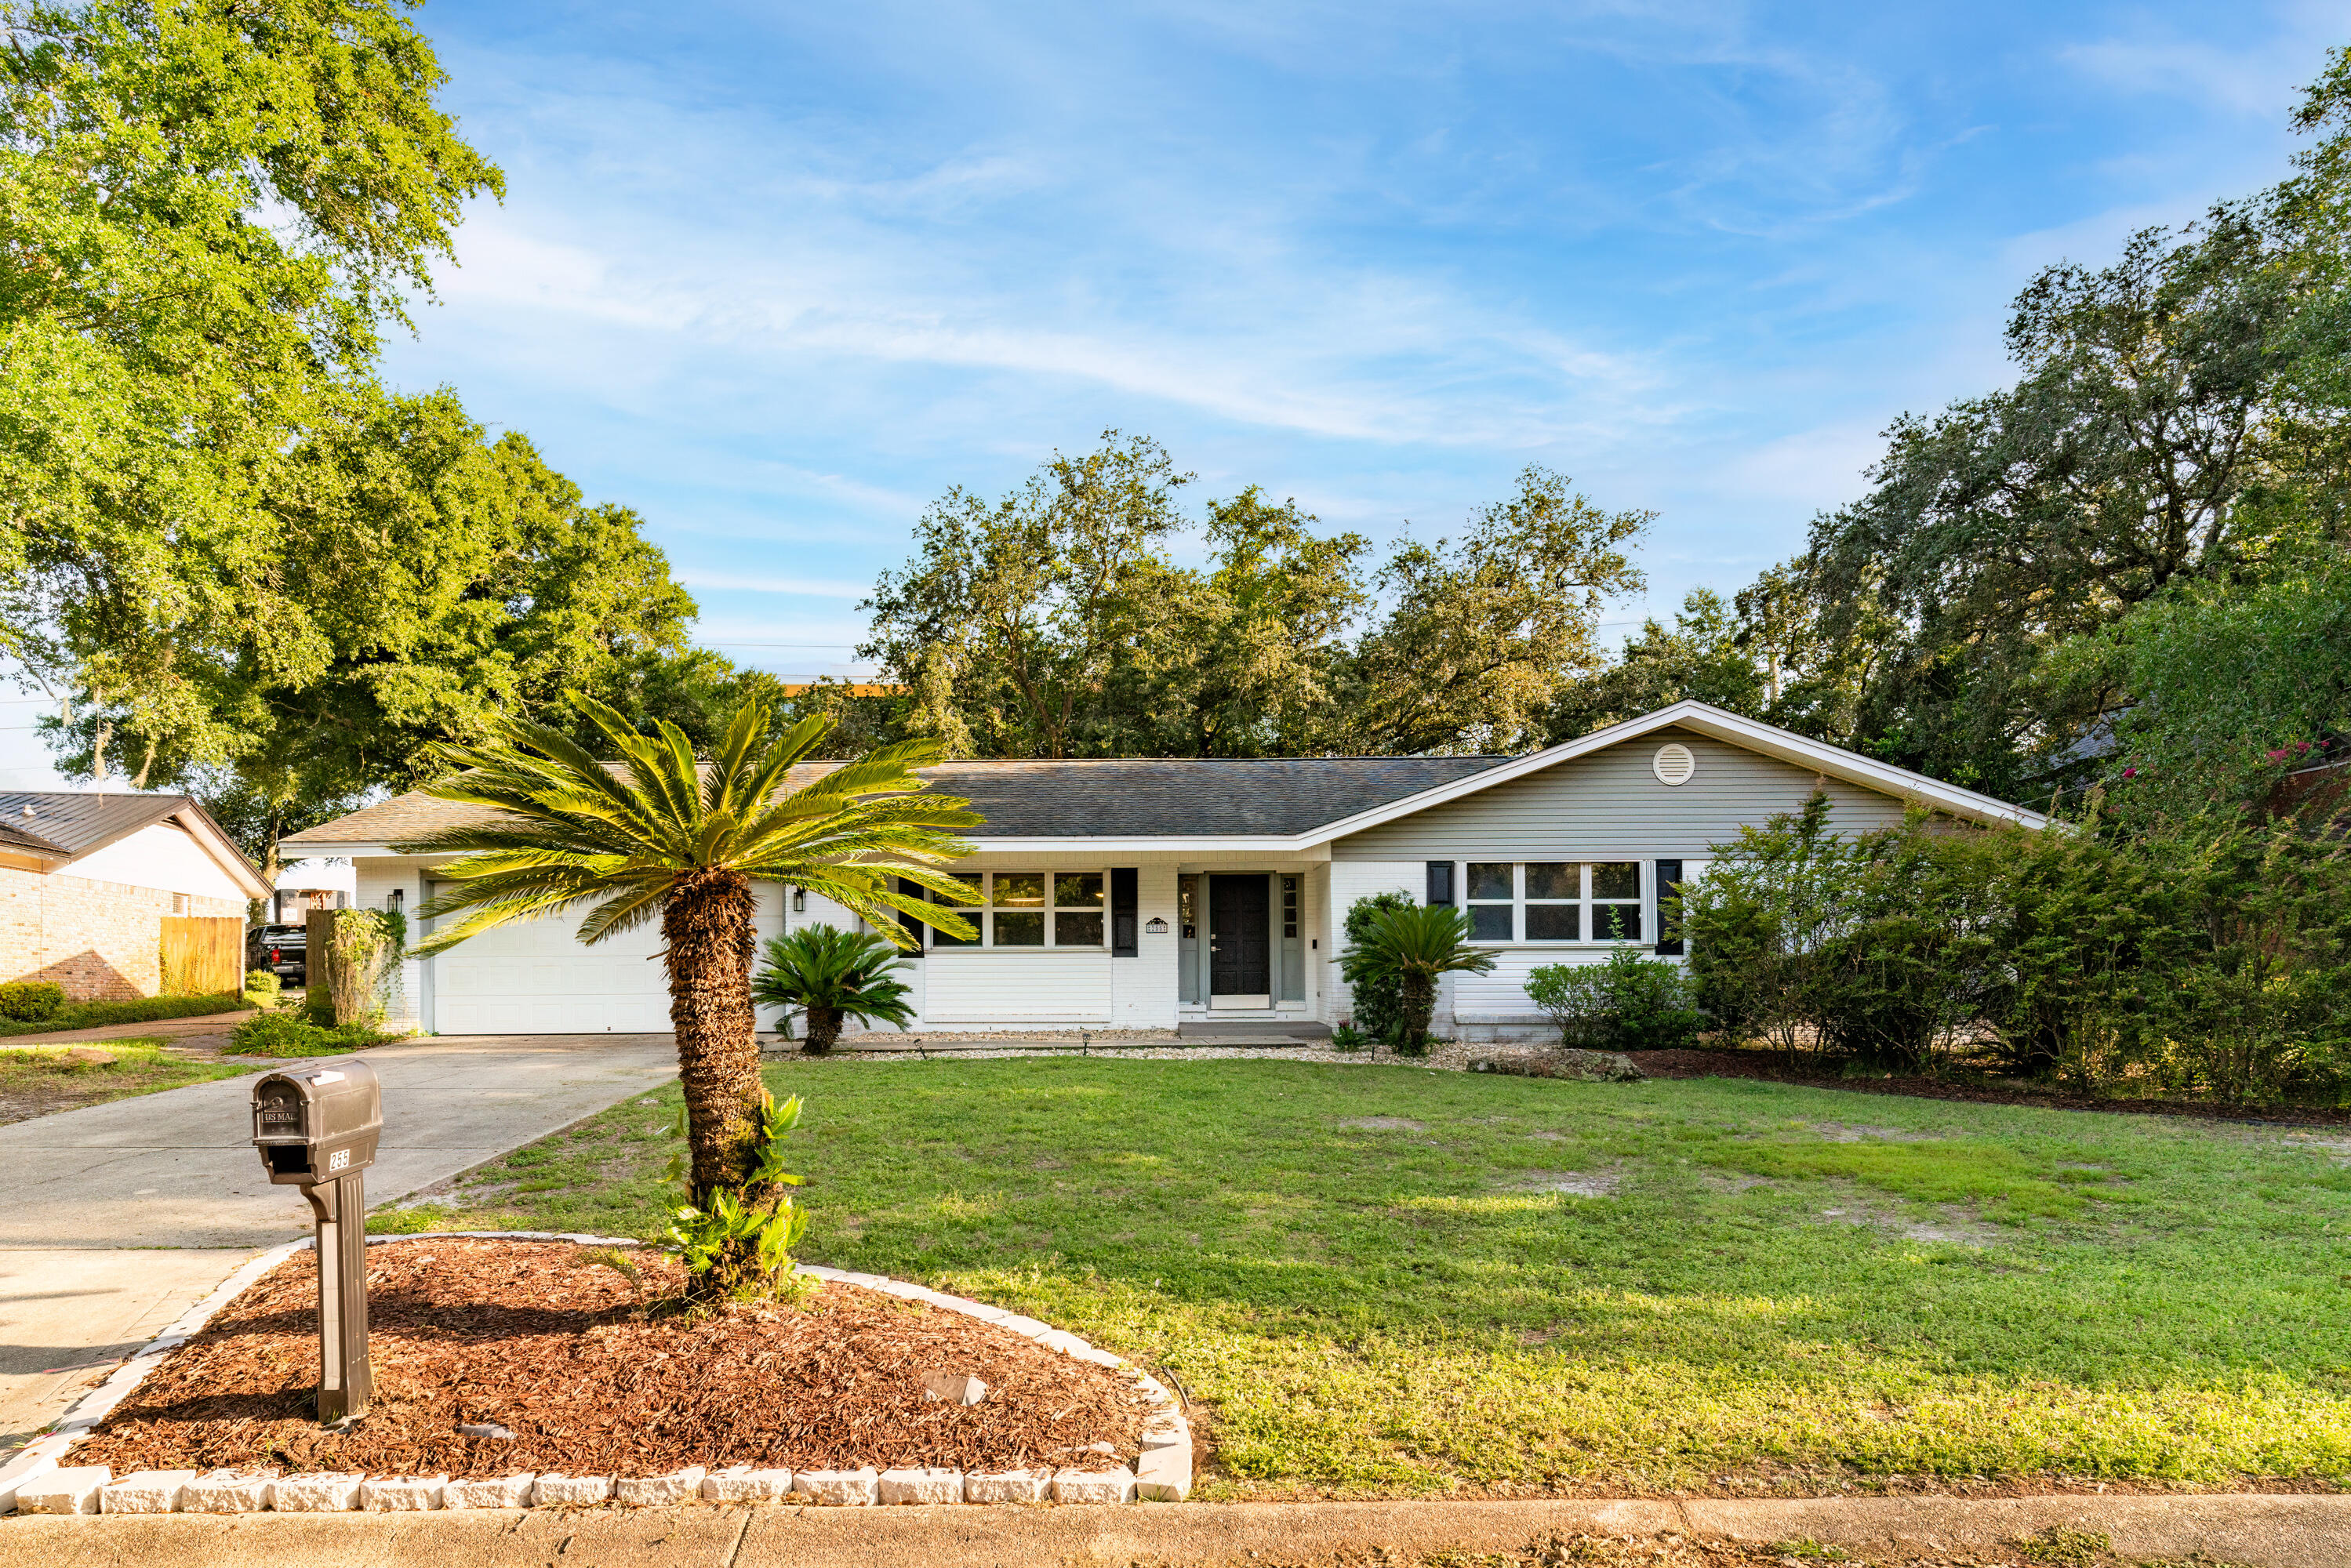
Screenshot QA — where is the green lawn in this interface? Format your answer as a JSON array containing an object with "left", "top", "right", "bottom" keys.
[
  {"left": 0, "top": 1036, "right": 265, "bottom": 1123},
  {"left": 375, "top": 1057, "right": 2351, "bottom": 1498}
]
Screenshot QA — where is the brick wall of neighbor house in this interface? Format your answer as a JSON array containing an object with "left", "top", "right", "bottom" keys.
[{"left": 0, "top": 865, "right": 245, "bottom": 1000}]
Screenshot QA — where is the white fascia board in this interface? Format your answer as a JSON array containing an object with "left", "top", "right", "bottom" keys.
[
  {"left": 956, "top": 837, "right": 1329, "bottom": 858},
  {"left": 169, "top": 809, "right": 275, "bottom": 901},
  {"left": 329, "top": 839, "right": 1334, "bottom": 863},
  {"left": 1287, "top": 699, "right": 2048, "bottom": 848}
]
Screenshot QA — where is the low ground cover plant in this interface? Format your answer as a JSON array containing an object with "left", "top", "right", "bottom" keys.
[
  {"left": 0, "top": 990, "right": 247, "bottom": 1039},
  {"left": 382, "top": 1056, "right": 2351, "bottom": 1497},
  {"left": 225, "top": 1011, "right": 400, "bottom": 1056}
]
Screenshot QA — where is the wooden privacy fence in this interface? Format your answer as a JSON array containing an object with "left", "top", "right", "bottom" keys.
[{"left": 160, "top": 916, "right": 243, "bottom": 996}]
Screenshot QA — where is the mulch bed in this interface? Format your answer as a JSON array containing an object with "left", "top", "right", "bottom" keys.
[
  {"left": 1629, "top": 1046, "right": 2351, "bottom": 1127},
  {"left": 75, "top": 1240, "right": 1152, "bottom": 1479}
]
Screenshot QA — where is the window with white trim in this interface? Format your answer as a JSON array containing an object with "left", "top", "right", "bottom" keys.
[
  {"left": 928, "top": 871, "right": 1106, "bottom": 949},
  {"left": 1463, "top": 862, "right": 1644, "bottom": 942}
]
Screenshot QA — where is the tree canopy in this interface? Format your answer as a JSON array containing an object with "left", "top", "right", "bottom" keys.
[
  {"left": 1, "top": 0, "right": 503, "bottom": 781},
  {"left": 861, "top": 434, "right": 1649, "bottom": 760}
]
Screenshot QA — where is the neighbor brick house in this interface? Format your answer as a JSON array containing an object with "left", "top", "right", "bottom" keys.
[{"left": 0, "top": 793, "right": 272, "bottom": 1001}]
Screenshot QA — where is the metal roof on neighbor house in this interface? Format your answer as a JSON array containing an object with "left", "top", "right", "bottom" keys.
[
  {"left": 282, "top": 755, "right": 1514, "bottom": 847},
  {"left": 0, "top": 791, "right": 193, "bottom": 858}
]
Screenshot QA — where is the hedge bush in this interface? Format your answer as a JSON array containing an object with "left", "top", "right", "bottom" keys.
[
  {"left": 0, "top": 990, "right": 247, "bottom": 1038},
  {"left": 0, "top": 981, "right": 64, "bottom": 1022},
  {"left": 1682, "top": 789, "right": 2351, "bottom": 1102}
]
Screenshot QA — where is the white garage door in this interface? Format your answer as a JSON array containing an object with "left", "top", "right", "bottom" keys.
[{"left": 427, "top": 886, "right": 779, "bottom": 1035}]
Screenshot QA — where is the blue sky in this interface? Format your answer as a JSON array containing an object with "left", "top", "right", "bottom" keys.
[{"left": 5, "top": 0, "right": 2343, "bottom": 786}]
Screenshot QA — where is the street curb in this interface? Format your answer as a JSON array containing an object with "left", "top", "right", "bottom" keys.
[
  {"left": 2, "top": 1493, "right": 2348, "bottom": 1567},
  {"left": 0, "top": 1232, "right": 1187, "bottom": 1515}
]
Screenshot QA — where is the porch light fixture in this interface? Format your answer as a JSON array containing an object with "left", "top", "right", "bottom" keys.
[
  {"left": 792, "top": 887, "right": 806, "bottom": 913},
  {"left": 387, "top": 887, "right": 404, "bottom": 915}
]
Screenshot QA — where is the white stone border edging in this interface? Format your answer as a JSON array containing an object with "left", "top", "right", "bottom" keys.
[{"left": 0, "top": 1232, "right": 1191, "bottom": 1516}]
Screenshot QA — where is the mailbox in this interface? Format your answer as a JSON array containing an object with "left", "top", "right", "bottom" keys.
[
  {"left": 251, "top": 1059, "right": 380, "bottom": 1424},
  {"left": 252, "top": 1062, "right": 380, "bottom": 1185}
]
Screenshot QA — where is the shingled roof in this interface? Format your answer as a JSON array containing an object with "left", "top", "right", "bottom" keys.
[{"left": 282, "top": 755, "right": 1513, "bottom": 847}]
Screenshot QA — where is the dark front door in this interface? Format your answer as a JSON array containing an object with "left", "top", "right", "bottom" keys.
[{"left": 1208, "top": 874, "right": 1270, "bottom": 999}]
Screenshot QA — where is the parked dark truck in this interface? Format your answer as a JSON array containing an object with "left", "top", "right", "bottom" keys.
[{"left": 246, "top": 923, "right": 307, "bottom": 986}]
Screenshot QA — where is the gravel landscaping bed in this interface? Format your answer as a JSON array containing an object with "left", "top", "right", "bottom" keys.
[{"left": 71, "top": 1240, "right": 1156, "bottom": 1481}]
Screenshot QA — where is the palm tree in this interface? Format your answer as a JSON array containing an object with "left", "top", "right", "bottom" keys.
[
  {"left": 753, "top": 924, "right": 916, "bottom": 1054},
  {"left": 398, "top": 695, "right": 978, "bottom": 1298},
  {"left": 1346, "top": 903, "right": 1497, "bottom": 1054}
]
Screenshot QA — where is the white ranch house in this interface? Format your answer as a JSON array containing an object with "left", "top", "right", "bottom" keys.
[{"left": 281, "top": 702, "right": 2045, "bottom": 1041}]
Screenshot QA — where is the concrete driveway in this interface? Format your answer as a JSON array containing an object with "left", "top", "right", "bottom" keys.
[{"left": 0, "top": 1034, "right": 678, "bottom": 1454}]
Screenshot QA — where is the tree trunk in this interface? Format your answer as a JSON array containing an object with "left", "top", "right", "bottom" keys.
[
  {"left": 802, "top": 1006, "right": 841, "bottom": 1055},
  {"left": 663, "top": 869, "right": 762, "bottom": 1300},
  {"left": 1398, "top": 970, "right": 1436, "bottom": 1056}
]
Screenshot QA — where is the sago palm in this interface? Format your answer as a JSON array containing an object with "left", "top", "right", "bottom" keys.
[
  {"left": 398, "top": 694, "right": 979, "bottom": 1298},
  {"left": 752, "top": 924, "right": 916, "bottom": 1054},
  {"left": 1346, "top": 902, "right": 1497, "bottom": 1054}
]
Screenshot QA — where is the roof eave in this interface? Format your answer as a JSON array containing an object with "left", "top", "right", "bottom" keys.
[{"left": 1289, "top": 700, "right": 2048, "bottom": 845}]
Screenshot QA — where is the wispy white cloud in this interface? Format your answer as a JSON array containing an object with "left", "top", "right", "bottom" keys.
[{"left": 385, "top": 0, "right": 2328, "bottom": 630}]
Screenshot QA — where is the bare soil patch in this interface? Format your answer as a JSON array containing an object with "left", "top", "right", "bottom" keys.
[
  {"left": 74, "top": 1239, "right": 1152, "bottom": 1479},
  {"left": 1500, "top": 1170, "right": 1622, "bottom": 1199}
]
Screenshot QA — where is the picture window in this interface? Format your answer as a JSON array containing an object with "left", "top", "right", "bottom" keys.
[
  {"left": 930, "top": 871, "right": 1109, "bottom": 949},
  {"left": 1460, "top": 862, "right": 1643, "bottom": 944}
]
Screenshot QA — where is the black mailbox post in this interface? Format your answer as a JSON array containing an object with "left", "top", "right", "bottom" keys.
[{"left": 252, "top": 1062, "right": 382, "bottom": 1423}]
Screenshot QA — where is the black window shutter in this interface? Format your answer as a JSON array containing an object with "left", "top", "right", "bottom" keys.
[
  {"left": 1654, "top": 859, "right": 1684, "bottom": 956},
  {"left": 1426, "top": 861, "right": 1454, "bottom": 906},
  {"left": 896, "top": 877, "right": 927, "bottom": 955},
  {"left": 1111, "top": 867, "right": 1139, "bottom": 956}
]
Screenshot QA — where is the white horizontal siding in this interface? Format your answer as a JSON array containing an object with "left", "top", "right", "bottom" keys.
[
  {"left": 922, "top": 951, "right": 1114, "bottom": 1023},
  {"left": 1324, "top": 860, "right": 1421, "bottom": 1029},
  {"left": 1332, "top": 728, "right": 1911, "bottom": 861}
]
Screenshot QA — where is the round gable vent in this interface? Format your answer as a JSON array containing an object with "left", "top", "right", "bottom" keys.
[{"left": 1652, "top": 742, "right": 1695, "bottom": 786}]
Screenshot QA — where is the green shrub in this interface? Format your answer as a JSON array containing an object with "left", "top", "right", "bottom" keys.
[
  {"left": 1338, "top": 891, "right": 1416, "bottom": 1046},
  {"left": 0, "top": 981, "right": 64, "bottom": 1022},
  {"left": 1329, "top": 1022, "right": 1367, "bottom": 1052},
  {"left": 226, "top": 1011, "right": 398, "bottom": 1057},
  {"left": 1526, "top": 949, "right": 1704, "bottom": 1052},
  {"left": 1523, "top": 962, "right": 1612, "bottom": 1049},
  {"left": 0, "top": 991, "right": 245, "bottom": 1037},
  {"left": 244, "top": 968, "right": 281, "bottom": 1003}
]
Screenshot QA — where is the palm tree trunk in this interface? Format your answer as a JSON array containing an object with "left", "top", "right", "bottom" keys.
[
  {"left": 803, "top": 1006, "right": 841, "bottom": 1055},
  {"left": 1399, "top": 970, "right": 1435, "bottom": 1056},
  {"left": 663, "top": 869, "right": 762, "bottom": 1298}
]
